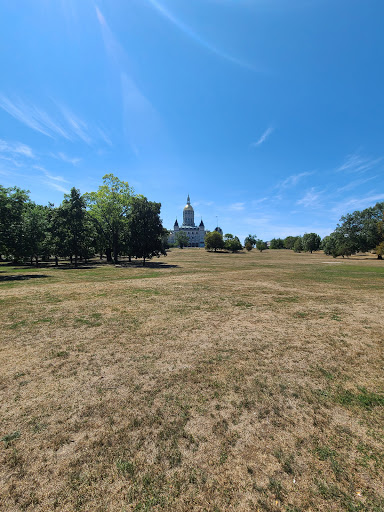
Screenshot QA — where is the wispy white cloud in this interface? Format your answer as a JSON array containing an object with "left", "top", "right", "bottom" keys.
[
  {"left": 147, "top": 0, "right": 255, "bottom": 70},
  {"left": 337, "top": 175, "right": 378, "bottom": 193},
  {"left": 337, "top": 153, "right": 382, "bottom": 174},
  {"left": 59, "top": 105, "right": 92, "bottom": 145},
  {"left": 96, "top": 6, "right": 168, "bottom": 156},
  {"left": 251, "top": 127, "right": 273, "bottom": 147},
  {"left": 229, "top": 202, "right": 245, "bottom": 211},
  {"left": 55, "top": 152, "right": 81, "bottom": 166},
  {"left": 0, "top": 94, "right": 109, "bottom": 146},
  {"left": 42, "top": 180, "right": 70, "bottom": 194},
  {"left": 251, "top": 197, "right": 269, "bottom": 206},
  {"left": 0, "top": 94, "right": 70, "bottom": 139},
  {"left": 334, "top": 194, "right": 384, "bottom": 214},
  {"left": 34, "top": 165, "right": 70, "bottom": 184},
  {"left": 296, "top": 187, "right": 323, "bottom": 208},
  {"left": 276, "top": 171, "right": 313, "bottom": 191},
  {"left": 0, "top": 139, "right": 35, "bottom": 159}
]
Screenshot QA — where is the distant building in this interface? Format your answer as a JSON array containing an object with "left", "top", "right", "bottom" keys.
[{"left": 168, "top": 195, "right": 222, "bottom": 248}]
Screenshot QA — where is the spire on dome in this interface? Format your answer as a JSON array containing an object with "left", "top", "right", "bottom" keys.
[{"left": 187, "top": 194, "right": 190, "bottom": 204}]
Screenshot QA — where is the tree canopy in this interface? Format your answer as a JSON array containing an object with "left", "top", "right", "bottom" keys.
[{"left": 205, "top": 231, "right": 224, "bottom": 252}]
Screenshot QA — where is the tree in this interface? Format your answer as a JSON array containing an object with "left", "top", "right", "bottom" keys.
[
  {"left": 0, "top": 185, "right": 30, "bottom": 261},
  {"left": 128, "top": 197, "right": 166, "bottom": 266},
  {"left": 245, "top": 242, "right": 253, "bottom": 251},
  {"left": 293, "top": 237, "right": 303, "bottom": 253},
  {"left": 284, "top": 236, "right": 298, "bottom": 250},
  {"left": 334, "top": 202, "right": 383, "bottom": 255},
  {"left": 175, "top": 231, "right": 189, "bottom": 249},
  {"left": 269, "top": 238, "right": 284, "bottom": 249},
  {"left": 375, "top": 214, "right": 384, "bottom": 260},
  {"left": 59, "top": 188, "right": 89, "bottom": 267},
  {"left": 302, "top": 233, "right": 321, "bottom": 254},
  {"left": 224, "top": 234, "right": 242, "bottom": 253},
  {"left": 85, "top": 174, "right": 134, "bottom": 263},
  {"left": 23, "top": 203, "right": 49, "bottom": 266},
  {"left": 244, "top": 234, "right": 257, "bottom": 247},
  {"left": 256, "top": 239, "right": 268, "bottom": 252},
  {"left": 205, "top": 231, "right": 224, "bottom": 252}
]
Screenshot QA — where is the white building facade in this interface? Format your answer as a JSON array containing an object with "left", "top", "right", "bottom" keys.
[{"left": 168, "top": 195, "right": 207, "bottom": 248}]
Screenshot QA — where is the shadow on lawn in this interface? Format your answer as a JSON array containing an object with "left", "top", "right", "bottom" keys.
[{"left": 0, "top": 274, "right": 50, "bottom": 282}]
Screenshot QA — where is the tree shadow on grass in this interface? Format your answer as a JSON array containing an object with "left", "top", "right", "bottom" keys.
[
  {"left": 113, "top": 261, "right": 179, "bottom": 269},
  {"left": 0, "top": 274, "right": 50, "bottom": 282}
]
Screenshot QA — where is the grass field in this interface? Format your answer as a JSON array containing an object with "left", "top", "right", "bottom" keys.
[{"left": 1, "top": 248, "right": 383, "bottom": 512}]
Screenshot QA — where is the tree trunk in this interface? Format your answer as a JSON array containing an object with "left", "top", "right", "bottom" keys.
[
  {"left": 30, "top": 256, "right": 33, "bottom": 265},
  {"left": 128, "top": 255, "right": 131, "bottom": 262},
  {"left": 70, "top": 255, "right": 73, "bottom": 264},
  {"left": 378, "top": 254, "right": 383, "bottom": 260},
  {"left": 75, "top": 253, "right": 78, "bottom": 268},
  {"left": 35, "top": 255, "right": 38, "bottom": 267},
  {"left": 143, "top": 257, "right": 146, "bottom": 266},
  {"left": 106, "top": 248, "right": 112, "bottom": 262},
  {"left": 55, "top": 256, "right": 58, "bottom": 267}
]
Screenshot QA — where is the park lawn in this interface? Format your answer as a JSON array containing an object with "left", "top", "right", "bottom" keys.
[{"left": 0, "top": 248, "right": 383, "bottom": 511}]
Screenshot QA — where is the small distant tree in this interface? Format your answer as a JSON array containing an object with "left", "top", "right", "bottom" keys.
[
  {"left": 205, "top": 231, "right": 224, "bottom": 252},
  {"left": 302, "top": 232, "right": 321, "bottom": 253},
  {"left": 269, "top": 238, "right": 284, "bottom": 249},
  {"left": 284, "top": 236, "right": 298, "bottom": 250},
  {"left": 245, "top": 242, "right": 253, "bottom": 251},
  {"left": 175, "top": 231, "right": 189, "bottom": 249},
  {"left": 293, "top": 237, "right": 303, "bottom": 253},
  {"left": 224, "top": 234, "right": 242, "bottom": 253},
  {"left": 374, "top": 213, "right": 384, "bottom": 260},
  {"left": 244, "top": 234, "right": 257, "bottom": 247},
  {"left": 256, "top": 239, "right": 268, "bottom": 252}
]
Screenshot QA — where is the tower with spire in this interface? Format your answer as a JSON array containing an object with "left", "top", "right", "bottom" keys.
[{"left": 168, "top": 195, "right": 217, "bottom": 248}]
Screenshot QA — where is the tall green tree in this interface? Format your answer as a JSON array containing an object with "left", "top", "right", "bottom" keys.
[
  {"left": 302, "top": 233, "right": 321, "bottom": 253},
  {"left": 85, "top": 174, "right": 134, "bottom": 263},
  {"left": 128, "top": 196, "right": 166, "bottom": 266},
  {"left": 0, "top": 185, "right": 30, "bottom": 261},
  {"left": 60, "top": 188, "right": 89, "bottom": 267},
  {"left": 23, "top": 203, "right": 49, "bottom": 266}
]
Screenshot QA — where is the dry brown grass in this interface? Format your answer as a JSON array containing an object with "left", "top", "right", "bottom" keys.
[{"left": 1, "top": 249, "right": 383, "bottom": 511}]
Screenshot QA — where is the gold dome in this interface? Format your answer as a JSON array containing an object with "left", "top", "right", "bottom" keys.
[{"left": 183, "top": 203, "right": 194, "bottom": 211}]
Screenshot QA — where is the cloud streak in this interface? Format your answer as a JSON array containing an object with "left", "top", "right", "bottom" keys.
[
  {"left": 147, "top": 0, "right": 254, "bottom": 70},
  {"left": 251, "top": 127, "right": 273, "bottom": 147},
  {"left": 296, "top": 187, "right": 323, "bottom": 208},
  {"left": 337, "top": 153, "right": 382, "bottom": 174},
  {"left": 0, "top": 139, "right": 35, "bottom": 159},
  {"left": 229, "top": 202, "right": 245, "bottom": 211},
  {"left": 0, "top": 94, "right": 110, "bottom": 146},
  {"left": 276, "top": 171, "right": 313, "bottom": 191}
]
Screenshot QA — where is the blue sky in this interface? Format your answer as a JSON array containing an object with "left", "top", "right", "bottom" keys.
[{"left": 1, "top": 0, "right": 383, "bottom": 242}]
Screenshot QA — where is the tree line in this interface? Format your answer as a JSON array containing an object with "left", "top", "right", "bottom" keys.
[
  {"left": 0, "top": 174, "right": 167, "bottom": 266},
  {"left": 241, "top": 201, "right": 384, "bottom": 259}
]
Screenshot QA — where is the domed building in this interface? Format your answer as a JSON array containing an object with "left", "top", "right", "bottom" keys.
[{"left": 168, "top": 195, "right": 208, "bottom": 247}]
